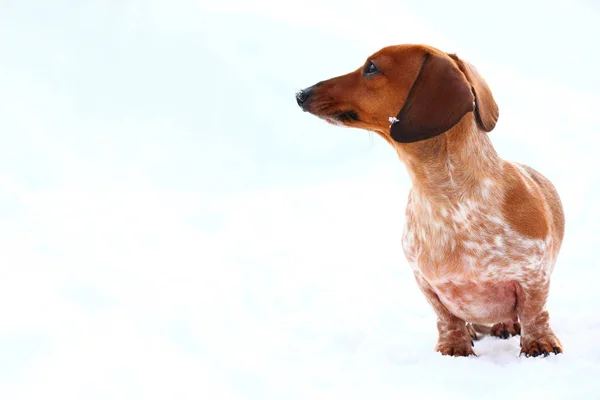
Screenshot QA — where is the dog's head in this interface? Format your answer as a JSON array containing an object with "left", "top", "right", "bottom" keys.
[{"left": 296, "top": 44, "right": 498, "bottom": 144}]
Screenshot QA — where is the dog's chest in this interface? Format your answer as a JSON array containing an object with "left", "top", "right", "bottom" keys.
[{"left": 401, "top": 192, "right": 550, "bottom": 284}]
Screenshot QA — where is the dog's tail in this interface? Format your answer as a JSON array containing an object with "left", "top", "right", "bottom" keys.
[
  {"left": 467, "top": 323, "right": 492, "bottom": 341},
  {"left": 471, "top": 323, "right": 492, "bottom": 335}
]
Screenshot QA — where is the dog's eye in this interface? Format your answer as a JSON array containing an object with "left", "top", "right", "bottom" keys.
[{"left": 364, "top": 61, "right": 379, "bottom": 77}]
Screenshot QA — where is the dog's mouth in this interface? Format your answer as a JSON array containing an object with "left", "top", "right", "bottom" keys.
[
  {"left": 321, "top": 110, "right": 360, "bottom": 126},
  {"left": 303, "top": 95, "right": 361, "bottom": 125},
  {"left": 333, "top": 110, "right": 360, "bottom": 122}
]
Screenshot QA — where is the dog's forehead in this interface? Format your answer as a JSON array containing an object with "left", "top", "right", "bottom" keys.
[{"left": 368, "top": 44, "right": 447, "bottom": 64}]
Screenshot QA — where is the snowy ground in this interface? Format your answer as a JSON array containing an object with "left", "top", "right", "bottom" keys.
[{"left": 1, "top": 1, "right": 600, "bottom": 399}]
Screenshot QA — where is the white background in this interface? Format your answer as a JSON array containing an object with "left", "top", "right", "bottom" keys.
[{"left": 1, "top": 0, "right": 599, "bottom": 398}]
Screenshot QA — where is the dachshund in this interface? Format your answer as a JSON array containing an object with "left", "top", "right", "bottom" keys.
[{"left": 296, "top": 44, "right": 564, "bottom": 357}]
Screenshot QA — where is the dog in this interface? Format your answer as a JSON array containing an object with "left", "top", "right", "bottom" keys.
[{"left": 296, "top": 44, "right": 564, "bottom": 357}]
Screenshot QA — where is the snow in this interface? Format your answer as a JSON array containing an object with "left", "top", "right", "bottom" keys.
[{"left": 1, "top": 1, "right": 600, "bottom": 399}]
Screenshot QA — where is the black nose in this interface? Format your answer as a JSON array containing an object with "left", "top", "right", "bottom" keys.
[{"left": 296, "top": 87, "right": 312, "bottom": 109}]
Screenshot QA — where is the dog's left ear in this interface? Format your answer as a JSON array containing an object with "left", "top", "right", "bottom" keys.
[
  {"left": 390, "top": 53, "right": 475, "bottom": 143},
  {"left": 448, "top": 54, "right": 499, "bottom": 132}
]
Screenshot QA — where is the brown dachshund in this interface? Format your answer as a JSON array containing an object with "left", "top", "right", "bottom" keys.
[{"left": 296, "top": 44, "right": 564, "bottom": 357}]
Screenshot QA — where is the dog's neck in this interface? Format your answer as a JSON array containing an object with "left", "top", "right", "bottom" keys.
[{"left": 394, "top": 115, "right": 503, "bottom": 203}]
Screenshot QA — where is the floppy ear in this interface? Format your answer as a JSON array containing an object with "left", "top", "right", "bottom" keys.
[
  {"left": 390, "top": 53, "right": 475, "bottom": 143},
  {"left": 448, "top": 53, "right": 499, "bottom": 132}
]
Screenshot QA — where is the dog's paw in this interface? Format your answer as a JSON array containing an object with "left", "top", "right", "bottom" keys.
[
  {"left": 520, "top": 334, "right": 562, "bottom": 357},
  {"left": 435, "top": 342, "right": 477, "bottom": 357},
  {"left": 490, "top": 321, "right": 521, "bottom": 339}
]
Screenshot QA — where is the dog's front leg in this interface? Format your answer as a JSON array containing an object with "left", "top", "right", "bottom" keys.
[
  {"left": 516, "top": 281, "right": 563, "bottom": 357},
  {"left": 414, "top": 272, "right": 476, "bottom": 356}
]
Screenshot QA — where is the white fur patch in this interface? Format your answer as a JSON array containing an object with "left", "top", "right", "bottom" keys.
[{"left": 402, "top": 170, "right": 555, "bottom": 323}]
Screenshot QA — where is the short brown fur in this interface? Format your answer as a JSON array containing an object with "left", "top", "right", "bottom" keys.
[
  {"left": 297, "top": 44, "right": 565, "bottom": 357},
  {"left": 502, "top": 163, "right": 550, "bottom": 239}
]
